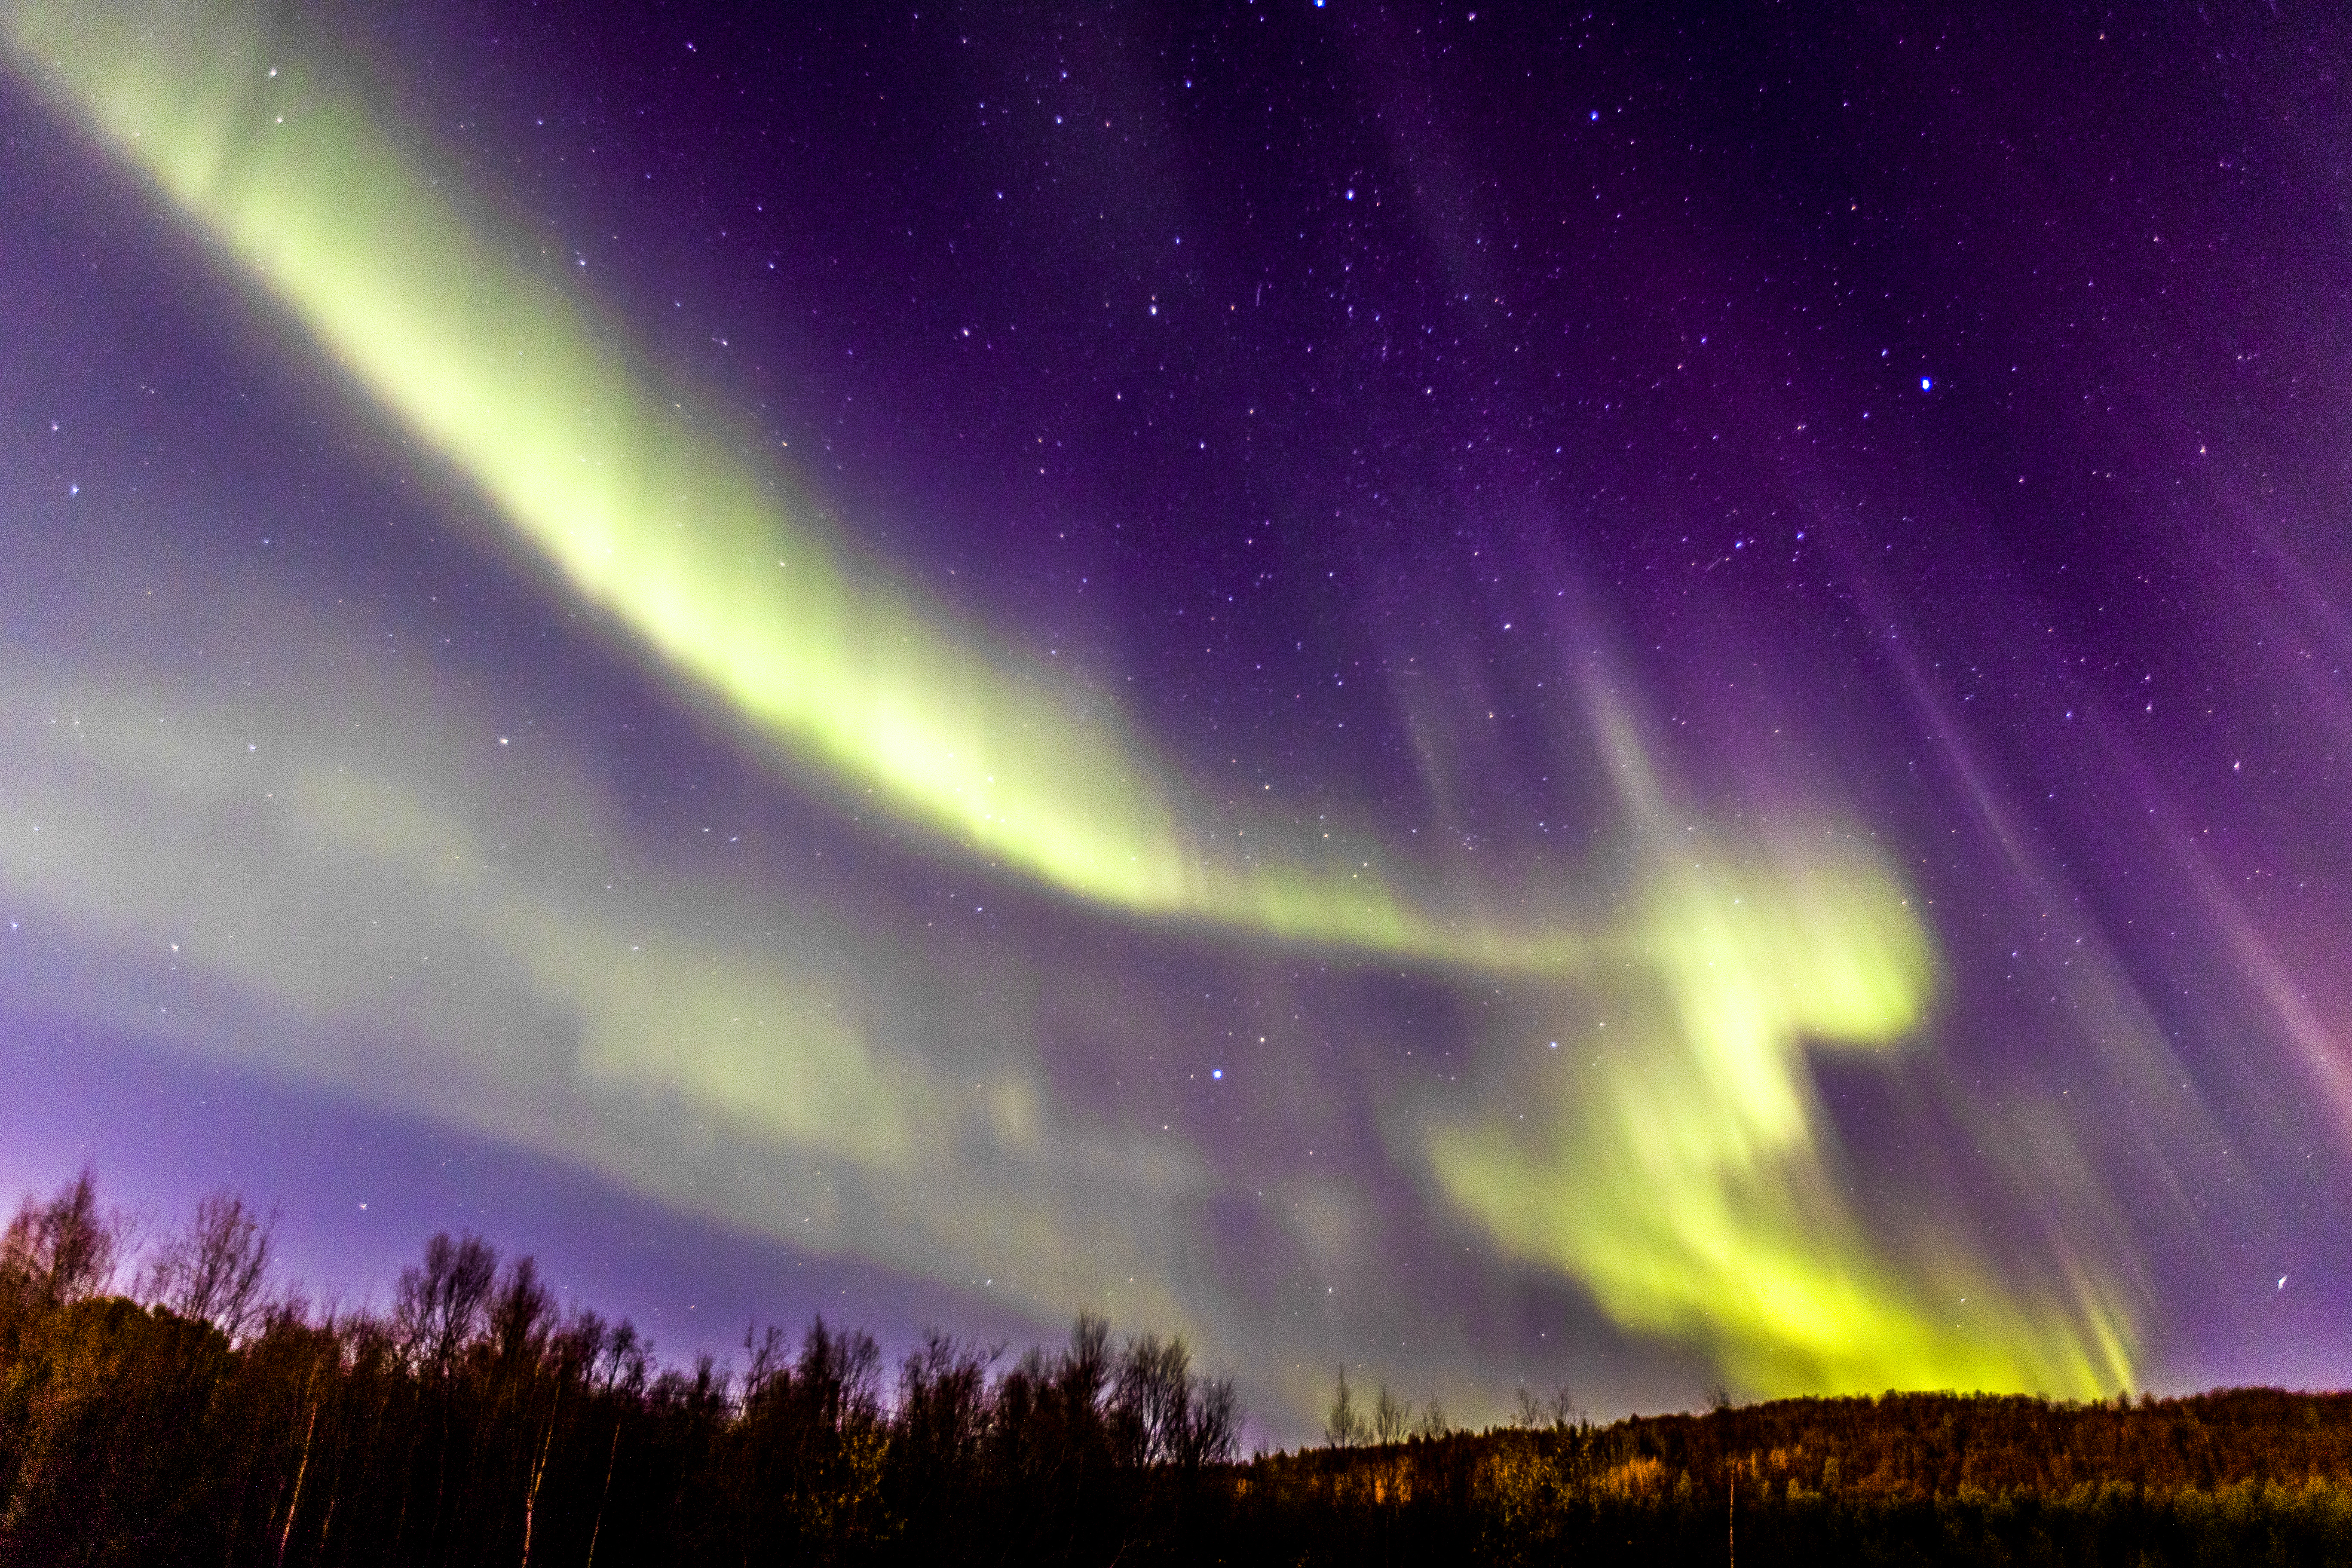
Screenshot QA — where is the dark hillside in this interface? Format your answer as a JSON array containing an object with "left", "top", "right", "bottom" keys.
[{"left": 1249, "top": 1391, "right": 2352, "bottom": 1565}]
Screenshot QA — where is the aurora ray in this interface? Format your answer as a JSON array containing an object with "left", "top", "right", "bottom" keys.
[{"left": 0, "top": 0, "right": 2254, "bottom": 1419}]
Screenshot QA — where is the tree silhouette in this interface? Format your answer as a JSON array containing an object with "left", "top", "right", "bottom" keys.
[
  {"left": 140, "top": 1190, "right": 272, "bottom": 1342},
  {"left": 1, "top": 1169, "right": 118, "bottom": 1309},
  {"left": 11, "top": 1169, "right": 2352, "bottom": 1567},
  {"left": 1324, "top": 1365, "right": 1365, "bottom": 1448}
]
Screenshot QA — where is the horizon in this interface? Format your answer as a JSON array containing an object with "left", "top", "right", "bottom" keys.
[
  {"left": 14, "top": 1162, "right": 2343, "bottom": 1458},
  {"left": 3, "top": 0, "right": 2348, "bottom": 1435}
]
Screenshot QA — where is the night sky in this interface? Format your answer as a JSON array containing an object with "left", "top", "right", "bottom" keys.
[{"left": 3, "top": 0, "right": 2350, "bottom": 1438}]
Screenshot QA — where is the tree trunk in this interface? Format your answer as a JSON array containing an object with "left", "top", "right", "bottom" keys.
[
  {"left": 277, "top": 1382, "right": 320, "bottom": 1568},
  {"left": 519, "top": 1382, "right": 560, "bottom": 1568},
  {"left": 584, "top": 1419, "right": 622, "bottom": 1568}
]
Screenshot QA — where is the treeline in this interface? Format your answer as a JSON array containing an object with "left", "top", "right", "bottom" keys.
[
  {"left": 0, "top": 1172, "right": 1238, "bottom": 1566},
  {"left": 13, "top": 1170, "right": 2352, "bottom": 1565},
  {"left": 1248, "top": 1387, "right": 2352, "bottom": 1564}
]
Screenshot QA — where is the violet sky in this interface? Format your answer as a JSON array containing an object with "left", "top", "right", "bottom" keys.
[{"left": 1, "top": 0, "right": 2348, "bottom": 1436}]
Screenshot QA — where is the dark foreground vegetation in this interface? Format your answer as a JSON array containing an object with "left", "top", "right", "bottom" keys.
[{"left": 9, "top": 1173, "right": 2352, "bottom": 1565}]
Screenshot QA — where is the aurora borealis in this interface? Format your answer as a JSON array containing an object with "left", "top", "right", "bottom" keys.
[{"left": 2, "top": 0, "right": 2346, "bottom": 1434}]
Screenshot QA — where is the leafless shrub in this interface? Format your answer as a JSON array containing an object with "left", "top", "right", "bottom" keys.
[
  {"left": 141, "top": 1190, "right": 273, "bottom": 1341},
  {"left": 1, "top": 1168, "right": 122, "bottom": 1307},
  {"left": 395, "top": 1231, "right": 498, "bottom": 1374}
]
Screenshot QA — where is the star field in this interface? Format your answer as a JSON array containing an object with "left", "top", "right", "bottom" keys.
[{"left": 2, "top": 0, "right": 2349, "bottom": 1435}]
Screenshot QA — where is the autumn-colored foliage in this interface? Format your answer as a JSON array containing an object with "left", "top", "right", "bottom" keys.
[{"left": 1249, "top": 1391, "right": 2352, "bottom": 1564}]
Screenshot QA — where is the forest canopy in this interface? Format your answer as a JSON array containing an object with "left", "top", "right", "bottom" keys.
[{"left": 6, "top": 1170, "right": 2352, "bottom": 1567}]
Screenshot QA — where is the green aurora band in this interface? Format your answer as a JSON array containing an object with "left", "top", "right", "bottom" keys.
[{"left": 0, "top": 0, "right": 2136, "bottom": 1401}]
